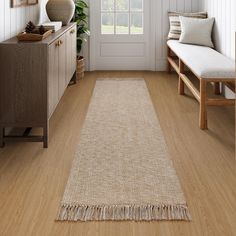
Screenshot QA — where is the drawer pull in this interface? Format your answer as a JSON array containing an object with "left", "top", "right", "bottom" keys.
[
  {"left": 55, "top": 40, "right": 63, "bottom": 47},
  {"left": 55, "top": 41, "right": 60, "bottom": 47}
]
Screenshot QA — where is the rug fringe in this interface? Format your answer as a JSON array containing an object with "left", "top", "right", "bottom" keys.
[
  {"left": 56, "top": 204, "right": 191, "bottom": 222},
  {"left": 97, "top": 78, "right": 144, "bottom": 81}
]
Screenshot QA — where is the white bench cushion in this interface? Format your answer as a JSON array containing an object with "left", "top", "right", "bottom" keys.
[{"left": 167, "top": 40, "right": 235, "bottom": 79}]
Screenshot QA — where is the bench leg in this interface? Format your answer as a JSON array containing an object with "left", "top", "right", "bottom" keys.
[
  {"left": 178, "top": 77, "right": 185, "bottom": 95},
  {"left": 178, "top": 60, "right": 185, "bottom": 95},
  {"left": 43, "top": 122, "right": 49, "bottom": 148},
  {"left": 167, "top": 47, "right": 171, "bottom": 73},
  {"left": 0, "top": 127, "right": 5, "bottom": 148},
  {"left": 214, "top": 82, "right": 221, "bottom": 95},
  {"left": 199, "top": 80, "right": 208, "bottom": 130}
]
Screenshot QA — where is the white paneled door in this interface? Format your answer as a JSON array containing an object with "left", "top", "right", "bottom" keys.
[{"left": 90, "top": 0, "right": 155, "bottom": 70}]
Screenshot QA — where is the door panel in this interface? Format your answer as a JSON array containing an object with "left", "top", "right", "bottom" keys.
[
  {"left": 90, "top": 0, "right": 154, "bottom": 70},
  {"left": 71, "top": 26, "right": 77, "bottom": 76},
  {"left": 66, "top": 30, "right": 72, "bottom": 83},
  {"left": 48, "top": 41, "right": 59, "bottom": 117},
  {"left": 58, "top": 34, "right": 66, "bottom": 99},
  {"left": 48, "top": 26, "right": 76, "bottom": 117},
  {"left": 66, "top": 25, "right": 77, "bottom": 83},
  {"left": 100, "top": 42, "right": 145, "bottom": 57}
]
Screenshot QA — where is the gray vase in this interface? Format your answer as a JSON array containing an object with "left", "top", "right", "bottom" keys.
[{"left": 46, "top": 0, "right": 75, "bottom": 26}]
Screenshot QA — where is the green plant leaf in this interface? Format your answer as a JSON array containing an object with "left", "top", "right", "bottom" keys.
[{"left": 73, "top": 0, "right": 90, "bottom": 54}]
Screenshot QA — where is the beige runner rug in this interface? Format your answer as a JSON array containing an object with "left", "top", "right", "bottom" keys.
[{"left": 57, "top": 79, "right": 191, "bottom": 222}]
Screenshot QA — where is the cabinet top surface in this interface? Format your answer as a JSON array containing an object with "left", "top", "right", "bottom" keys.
[{"left": 1, "top": 23, "right": 76, "bottom": 45}]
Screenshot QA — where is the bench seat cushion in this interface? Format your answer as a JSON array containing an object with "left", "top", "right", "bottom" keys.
[{"left": 167, "top": 40, "right": 235, "bottom": 79}]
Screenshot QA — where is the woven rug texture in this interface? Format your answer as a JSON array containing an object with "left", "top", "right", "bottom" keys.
[{"left": 57, "top": 79, "right": 191, "bottom": 222}]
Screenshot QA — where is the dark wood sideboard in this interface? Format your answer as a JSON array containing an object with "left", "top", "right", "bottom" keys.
[{"left": 0, "top": 23, "right": 77, "bottom": 148}]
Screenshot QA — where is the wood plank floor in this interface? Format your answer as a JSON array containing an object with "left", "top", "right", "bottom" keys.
[{"left": 0, "top": 72, "right": 235, "bottom": 236}]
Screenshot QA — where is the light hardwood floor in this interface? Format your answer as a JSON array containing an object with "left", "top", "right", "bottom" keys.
[{"left": 0, "top": 72, "right": 235, "bottom": 236}]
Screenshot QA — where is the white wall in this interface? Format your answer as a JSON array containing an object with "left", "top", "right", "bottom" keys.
[
  {"left": 199, "top": 0, "right": 236, "bottom": 98},
  {"left": 200, "top": 0, "right": 235, "bottom": 60},
  {"left": 39, "top": 0, "right": 50, "bottom": 24},
  {"left": 0, "top": 0, "right": 40, "bottom": 42}
]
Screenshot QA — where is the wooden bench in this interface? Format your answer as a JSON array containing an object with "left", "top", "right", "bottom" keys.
[{"left": 167, "top": 40, "right": 235, "bottom": 130}]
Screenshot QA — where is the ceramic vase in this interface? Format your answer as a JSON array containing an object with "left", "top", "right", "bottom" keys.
[{"left": 46, "top": 0, "right": 75, "bottom": 26}]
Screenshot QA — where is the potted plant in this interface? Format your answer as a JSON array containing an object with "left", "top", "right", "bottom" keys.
[{"left": 74, "top": 0, "right": 90, "bottom": 80}]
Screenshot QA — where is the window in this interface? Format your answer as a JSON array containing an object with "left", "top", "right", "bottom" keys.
[{"left": 101, "top": 0, "right": 143, "bottom": 35}]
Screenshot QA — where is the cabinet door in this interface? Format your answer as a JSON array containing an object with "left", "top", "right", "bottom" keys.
[
  {"left": 66, "top": 25, "right": 77, "bottom": 84},
  {"left": 58, "top": 34, "right": 67, "bottom": 99},
  {"left": 71, "top": 25, "right": 77, "bottom": 76},
  {"left": 66, "top": 31, "right": 72, "bottom": 84},
  {"left": 48, "top": 40, "right": 59, "bottom": 117}
]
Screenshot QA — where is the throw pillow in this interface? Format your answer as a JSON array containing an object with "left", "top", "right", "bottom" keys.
[
  {"left": 179, "top": 16, "right": 215, "bottom": 48},
  {"left": 168, "top": 12, "right": 208, "bottom": 40}
]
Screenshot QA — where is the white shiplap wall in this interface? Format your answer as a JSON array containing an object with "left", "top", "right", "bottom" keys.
[
  {"left": 199, "top": 0, "right": 235, "bottom": 60},
  {"left": 156, "top": 0, "right": 199, "bottom": 70},
  {"left": 0, "top": 0, "right": 40, "bottom": 43},
  {"left": 199, "top": 0, "right": 235, "bottom": 97}
]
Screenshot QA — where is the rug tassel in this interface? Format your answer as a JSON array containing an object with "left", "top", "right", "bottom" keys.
[{"left": 56, "top": 204, "right": 191, "bottom": 222}]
